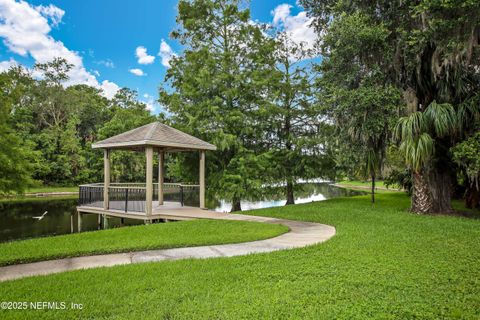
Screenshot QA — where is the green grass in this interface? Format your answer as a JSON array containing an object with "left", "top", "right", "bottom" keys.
[
  {"left": 337, "top": 180, "right": 392, "bottom": 188},
  {"left": 0, "top": 186, "right": 78, "bottom": 201},
  {"left": 0, "top": 220, "right": 288, "bottom": 266},
  {"left": 1, "top": 193, "right": 480, "bottom": 319},
  {"left": 0, "top": 194, "right": 78, "bottom": 203},
  {"left": 25, "top": 186, "right": 78, "bottom": 194},
  {"left": 336, "top": 180, "right": 403, "bottom": 193}
]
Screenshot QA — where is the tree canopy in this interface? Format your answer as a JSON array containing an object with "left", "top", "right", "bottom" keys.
[{"left": 0, "top": 0, "right": 478, "bottom": 214}]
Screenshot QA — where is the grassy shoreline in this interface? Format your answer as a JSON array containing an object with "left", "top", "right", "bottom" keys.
[
  {"left": 0, "top": 187, "right": 79, "bottom": 200},
  {"left": 25, "top": 186, "right": 78, "bottom": 194},
  {"left": 336, "top": 180, "right": 402, "bottom": 191}
]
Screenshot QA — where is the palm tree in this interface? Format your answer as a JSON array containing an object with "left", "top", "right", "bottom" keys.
[{"left": 395, "top": 101, "right": 479, "bottom": 213}]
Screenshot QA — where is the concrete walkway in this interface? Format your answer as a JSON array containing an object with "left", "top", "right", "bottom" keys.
[{"left": 0, "top": 213, "right": 335, "bottom": 282}]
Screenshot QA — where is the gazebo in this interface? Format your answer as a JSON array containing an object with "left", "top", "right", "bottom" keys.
[{"left": 77, "top": 121, "right": 216, "bottom": 228}]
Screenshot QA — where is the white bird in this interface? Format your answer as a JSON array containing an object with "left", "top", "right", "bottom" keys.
[{"left": 33, "top": 211, "right": 48, "bottom": 220}]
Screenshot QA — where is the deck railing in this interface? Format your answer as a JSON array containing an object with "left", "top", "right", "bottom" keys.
[
  {"left": 108, "top": 186, "right": 146, "bottom": 213},
  {"left": 79, "top": 182, "right": 200, "bottom": 212},
  {"left": 157, "top": 183, "right": 200, "bottom": 207},
  {"left": 79, "top": 184, "right": 104, "bottom": 208}
]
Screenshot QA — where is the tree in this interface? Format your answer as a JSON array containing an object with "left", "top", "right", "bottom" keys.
[
  {"left": 32, "top": 58, "right": 74, "bottom": 129},
  {"left": 1, "top": 57, "right": 162, "bottom": 188},
  {"left": 451, "top": 131, "right": 480, "bottom": 209},
  {"left": 266, "top": 32, "right": 324, "bottom": 205},
  {"left": 0, "top": 67, "right": 35, "bottom": 194},
  {"left": 98, "top": 88, "right": 156, "bottom": 182},
  {"left": 160, "top": 0, "right": 276, "bottom": 211},
  {"left": 28, "top": 58, "right": 86, "bottom": 185},
  {"left": 395, "top": 101, "right": 479, "bottom": 212},
  {"left": 67, "top": 84, "right": 110, "bottom": 145},
  {"left": 314, "top": 11, "right": 401, "bottom": 203},
  {"left": 302, "top": 0, "right": 480, "bottom": 213}
]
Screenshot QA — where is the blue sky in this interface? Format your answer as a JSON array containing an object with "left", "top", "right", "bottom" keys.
[{"left": 0, "top": 0, "right": 316, "bottom": 113}]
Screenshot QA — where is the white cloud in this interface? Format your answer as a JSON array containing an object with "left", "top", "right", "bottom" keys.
[
  {"left": 271, "top": 3, "right": 317, "bottom": 52},
  {"left": 145, "top": 100, "right": 154, "bottom": 112},
  {"left": 158, "top": 39, "right": 176, "bottom": 68},
  {"left": 93, "top": 69, "right": 100, "bottom": 76},
  {"left": 96, "top": 59, "right": 115, "bottom": 68},
  {"left": 272, "top": 4, "right": 292, "bottom": 25},
  {"left": 34, "top": 4, "right": 64, "bottom": 27},
  {"left": 129, "top": 68, "right": 145, "bottom": 76},
  {"left": 141, "top": 93, "right": 156, "bottom": 112},
  {"left": 135, "top": 46, "right": 155, "bottom": 65},
  {"left": 100, "top": 80, "right": 120, "bottom": 99},
  {"left": 0, "top": 57, "right": 17, "bottom": 72},
  {"left": 0, "top": 0, "right": 119, "bottom": 98}
]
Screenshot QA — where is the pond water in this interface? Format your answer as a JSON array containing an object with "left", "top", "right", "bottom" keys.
[{"left": 0, "top": 183, "right": 364, "bottom": 243}]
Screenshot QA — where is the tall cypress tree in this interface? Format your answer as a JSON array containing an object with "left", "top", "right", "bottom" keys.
[
  {"left": 267, "top": 32, "right": 325, "bottom": 205},
  {"left": 160, "top": 0, "right": 276, "bottom": 211}
]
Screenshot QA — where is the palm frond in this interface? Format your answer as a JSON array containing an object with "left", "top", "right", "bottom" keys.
[
  {"left": 424, "top": 101, "right": 457, "bottom": 137},
  {"left": 399, "top": 133, "right": 434, "bottom": 172},
  {"left": 394, "top": 111, "right": 427, "bottom": 142},
  {"left": 457, "top": 99, "right": 480, "bottom": 133}
]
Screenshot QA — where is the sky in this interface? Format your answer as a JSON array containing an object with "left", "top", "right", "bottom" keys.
[{"left": 0, "top": 0, "right": 317, "bottom": 114}]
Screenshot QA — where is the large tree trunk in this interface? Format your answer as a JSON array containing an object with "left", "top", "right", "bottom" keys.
[
  {"left": 286, "top": 179, "right": 295, "bottom": 205},
  {"left": 411, "top": 172, "right": 433, "bottom": 213},
  {"left": 411, "top": 168, "right": 453, "bottom": 214},
  {"left": 231, "top": 197, "right": 242, "bottom": 212},
  {"left": 465, "top": 186, "right": 480, "bottom": 209}
]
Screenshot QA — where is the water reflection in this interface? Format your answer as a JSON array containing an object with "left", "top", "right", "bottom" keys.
[
  {"left": 0, "top": 198, "right": 143, "bottom": 243},
  {"left": 212, "top": 183, "right": 364, "bottom": 212}
]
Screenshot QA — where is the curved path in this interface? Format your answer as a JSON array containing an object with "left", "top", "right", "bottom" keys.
[{"left": 0, "top": 213, "right": 335, "bottom": 282}]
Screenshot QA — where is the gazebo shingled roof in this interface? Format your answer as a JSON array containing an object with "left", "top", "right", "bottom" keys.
[{"left": 92, "top": 121, "right": 216, "bottom": 151}]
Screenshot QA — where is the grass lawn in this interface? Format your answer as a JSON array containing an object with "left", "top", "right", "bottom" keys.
[
  {"left": 0, "top": 194, "right": 78, "bottom": 203},
  {"left": 25, "top": 186, "right": 78, "bottom": 194},
  {"left": 1, "top": 193, "right": 479, "bottom": 319},
  {"left": 0, "top": 220, "right": 288, "bottom": 266},
  {"left": 336, "top": 180, "right": 402, "bottom": 192},
  {"left": 337, "top": 179, "right": 398, "bottom": 188}
]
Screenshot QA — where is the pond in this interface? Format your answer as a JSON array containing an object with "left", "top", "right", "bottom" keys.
[{"left": 0, "top": 183, "right": 364, "bottom": 243}]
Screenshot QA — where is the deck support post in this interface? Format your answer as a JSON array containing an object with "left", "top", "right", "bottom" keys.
[
  {"left": 71, "top": 212, "right": 74, "bottom": 233},
  {"left": 158, "top": 151, "right": 164, "bottom": 205},
  {"left": 97, "top": 214, "right": 102, "bottom": 230},
  {"left": 200, "top": 150, "right": 206, "bottom": 209},
  {"left": 103, "top": 149, "right": 110, "bottom": 210},
  {"left": 78, "top": 212, "right": 82, "bottom": 232},
  {"left": 146, "top": 146, "right": 153, "bottom": 217},
  {"left": 103, "top": 214, "right": 109, "bottom": 229}
]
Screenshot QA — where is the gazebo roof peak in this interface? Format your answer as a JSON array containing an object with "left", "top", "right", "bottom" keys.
[{"left": 92, "top": 121, "right": 216, "bottom": 151}]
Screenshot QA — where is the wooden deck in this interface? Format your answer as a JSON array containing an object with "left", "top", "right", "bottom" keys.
[{"left": 77, "top": 201, "right": 223, "bottom": 221}]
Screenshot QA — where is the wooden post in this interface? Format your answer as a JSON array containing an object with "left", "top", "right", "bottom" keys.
[
  {"left": 70, "top": 213, "right": 74, "bottom": 233},
  {"left": 103, "top": 214, "right": 109, "bottom": 229},
  {"left": 103, "top": 149, "right": 110, "bottom": 210},
  {"left": 97, "top": 214, "right": 102, "bottom": 230},
  {"left": 78, "top": 212, "right": 82, "bottom": 232},
  {"left": 146, "top": 146, "right": 153, "bottom": 216},
  {"left": 200, "top": 150, "right": 206, "bottom": 209},
  {"left": 158, "top": 151, "right": 164, "bottom": 205}
]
